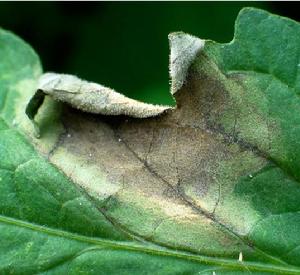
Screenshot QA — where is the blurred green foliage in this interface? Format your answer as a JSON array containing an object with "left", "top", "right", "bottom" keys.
[{"left": 0, "top": 2, "right": 291, "bottom": 104}]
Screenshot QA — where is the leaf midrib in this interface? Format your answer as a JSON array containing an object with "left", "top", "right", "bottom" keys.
[{"left": 1, "top": 214, "right": 300, "bottom": 274}]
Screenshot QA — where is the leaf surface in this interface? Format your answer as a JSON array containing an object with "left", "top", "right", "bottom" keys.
[{"left": 1, "top": 8, "right": 300, "bottom": 274}]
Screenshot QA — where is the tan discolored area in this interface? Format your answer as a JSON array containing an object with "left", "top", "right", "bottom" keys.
[
  {"left": 44, "top": 107, "right": 260, "bottom": 256},
  {"left": 37, "top": 53, "right": 270, "bottom": 257},
  {"left": 22, "top": 32, "right": 286, "bottom": 262}
]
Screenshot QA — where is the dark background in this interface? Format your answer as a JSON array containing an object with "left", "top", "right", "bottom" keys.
[{"left": 0, "top": 2, "right": 298, "bottom": 104}]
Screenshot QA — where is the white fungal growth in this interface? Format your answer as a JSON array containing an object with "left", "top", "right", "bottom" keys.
[
  {"left": 38, "top": 73, "right": 172, "bottom": 118},
  {"left": 169, "top": 32, "right": 205, "bottom": 94},
  {"left": 36, "top": 32, "right": 205, "bottom": 119}
]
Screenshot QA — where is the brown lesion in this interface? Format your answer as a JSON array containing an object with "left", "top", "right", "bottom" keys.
[
  {"left": 107, "top": 59, "right": 234, "bottom": 205},
  {"left": 46, "top": 54, "right": 265, "bottom": 218},
  {"left": 39, "top": 50, "right": 278, "bottom": 262}
]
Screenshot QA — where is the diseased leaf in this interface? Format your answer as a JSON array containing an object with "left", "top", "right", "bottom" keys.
[
  {"left": 1, "top": 7, "right": 300, "bottom": 274},
  {"left": 25, "top": 72, "right": 172, "bottom": 137},
  {"left": 28, "top": 72, "right": 171, "bottom": 119}
]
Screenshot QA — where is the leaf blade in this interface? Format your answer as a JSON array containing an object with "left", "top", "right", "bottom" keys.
[{"left": 1, "top": 7, "right": 300, "bottom": 274}]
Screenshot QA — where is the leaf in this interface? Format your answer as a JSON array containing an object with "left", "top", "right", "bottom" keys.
[
  {"left": 1, "top": 7, "right": 300, "bottom": 274},
  {"left": 25, "top": 72, "right": 173, "bottom": 137},
  {"left": 34, "top": 72, "right": 172, "bottom": 117}
]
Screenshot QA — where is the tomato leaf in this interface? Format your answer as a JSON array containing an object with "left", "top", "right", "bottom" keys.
[{"left": 1, "top": 8, "right": 300, "bottom": 274}]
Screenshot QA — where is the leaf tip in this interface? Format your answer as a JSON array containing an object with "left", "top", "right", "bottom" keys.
[{"left": 169, "top": 32, "right": 205, "bottom": 94}]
